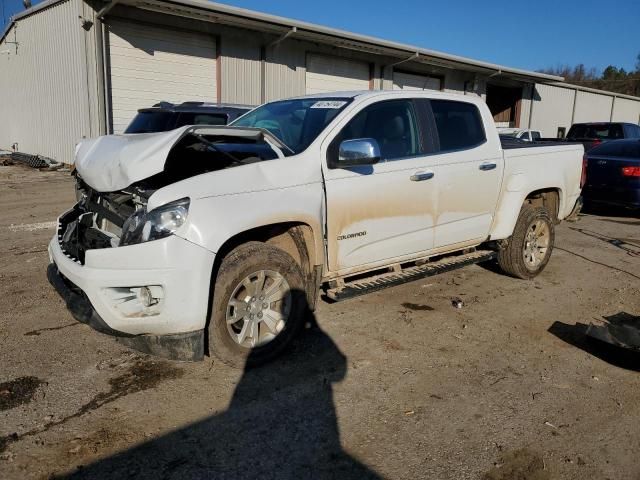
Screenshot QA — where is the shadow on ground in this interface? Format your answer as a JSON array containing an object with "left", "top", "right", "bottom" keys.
[
  {"left": 549, "top": 313, "right": 640, "bottom": 372},
  {"left": 580, "top": 201, "right": 639, "bottom": 223},
  {"left": 59, "top": 294, "right": 381, "bottom": 480}
]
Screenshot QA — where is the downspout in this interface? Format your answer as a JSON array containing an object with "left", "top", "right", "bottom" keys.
[
  {"left": 382, "top": 52, "right": 419, "bottom": 90},
  {"left": 570, "top": 87, "right": 578, "bottom": 125},
  {"left": 387, "top": 52, "right": 419, "bottom": 69},
  {"left": 267, "top": 26, "right": 296, "bottom": 48},
  {"left": 96, "top": 0, "right": 120, "bottom": 134},
  {"left": 527, "top": 84, "right": 535, "bottom": 129},
  {"left": 609, "top": 95, "right": 616, "bottom": 122}
]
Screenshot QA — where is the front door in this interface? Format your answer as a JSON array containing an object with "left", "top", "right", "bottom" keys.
[{"left": 322, "top": 98, "right": 439, "bottom": 274}]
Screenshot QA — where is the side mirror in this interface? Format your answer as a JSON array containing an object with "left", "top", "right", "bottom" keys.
[{"left": 331, "top": 138, "right": 381, "bottom": 169}]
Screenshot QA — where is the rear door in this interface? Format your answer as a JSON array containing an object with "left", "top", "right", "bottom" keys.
[
  {"left": 426, "top": 99, "right": 504, "bottom": 249},
  {"left": 322, "top": 98, "right": 439, "bottom": 273}
]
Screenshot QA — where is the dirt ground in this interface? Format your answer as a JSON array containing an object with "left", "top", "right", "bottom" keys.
[{"left": 0, "top": 163, "right": 639, "bottom": 480}]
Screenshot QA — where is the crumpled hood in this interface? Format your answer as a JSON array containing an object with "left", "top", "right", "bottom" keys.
[{"left": 74, "top": 126, "right": 285, "bottom": 192}]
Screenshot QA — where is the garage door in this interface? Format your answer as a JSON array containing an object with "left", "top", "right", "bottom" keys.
[
  {"left": 306, "top": 54, "right": 370, "bottom": 94},
  {"left": 393, "top": 72, "right": 442, "bottom": 91},
  {"left": 108, "top": 20, "right": 217, "bottom": 133}
]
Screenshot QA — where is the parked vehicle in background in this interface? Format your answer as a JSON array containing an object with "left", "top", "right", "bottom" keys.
[
  {"left": 583, "top": 139, "right": 640, "bottom": 210},
  {"left": 124, "top": 102, "right": 253, "bottom": 134},
  {"left": 541, "top": 122, "right": 640, "bottom": 152},
  {"left": 497, "top": 128, "right": 541, "bottom": 142},
  {"left": 48, "top": 90, "right": 584, "bottom": 366}
]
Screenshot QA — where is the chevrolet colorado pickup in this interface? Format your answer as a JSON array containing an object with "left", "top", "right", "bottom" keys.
[{"left": 48, "top": 91, "right": 585, "bottom": 366}]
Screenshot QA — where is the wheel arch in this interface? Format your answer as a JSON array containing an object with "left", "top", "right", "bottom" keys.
[
  {"left": 523, "top": 188, "right": 562, "bottom": 224},
  {"left": 207, "top": 222, "right": 322, "bottom": 327},
  {"left": 490, "top": 186, "right": 563, "bottom": 240}
]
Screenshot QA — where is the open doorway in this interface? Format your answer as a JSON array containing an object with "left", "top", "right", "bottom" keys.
[{"left": 486, "top": 84, "right": 523, "bottom": 128}]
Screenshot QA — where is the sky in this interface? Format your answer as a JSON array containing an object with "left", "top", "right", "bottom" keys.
[{"left": 2, "top": 0, "right": 638, "bottom": 73}]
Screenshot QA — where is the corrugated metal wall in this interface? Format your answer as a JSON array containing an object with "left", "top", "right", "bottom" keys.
[
  {"left": 305, "top": 53, "right": 371, "bottom": 94},
  {"left": 529, "top": 84, "right": 576, "bottom": 137},
  {"left": 612, "top": 97, "right": 640, "bottom": 123},
  {"left": 573, "top": 90, "right": 613, "bottom": 123},
  {"left": 107, "top": 18, "right": 218, "bottom": 133},
  {"left": 0, "top": 0, "right": 95, "bottom": 163},
  {"left": 264, "top": 42, "right": 305, "bottom": 101},
  {"left": 220, "top": 32, "right": 261, "bottom": 105},
  {"left": 2, "top": 2, "right": 639, "bottom": 164}
]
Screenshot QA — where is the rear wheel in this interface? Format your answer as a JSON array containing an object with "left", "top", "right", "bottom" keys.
[
  {"left": 497, "top": 205, "right": 555, "bottom": 279},
  {"left": 208, "top": 242, "right": 306, "bottom": 368}
]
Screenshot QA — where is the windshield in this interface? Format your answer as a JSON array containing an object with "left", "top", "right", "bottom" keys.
[{"left": 230, "top": 98, "right": 352, "bottom": 154}]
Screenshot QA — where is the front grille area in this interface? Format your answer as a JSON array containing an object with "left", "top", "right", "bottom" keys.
[{"left": 58, "top": 206, "right": 113, "bottom": 265}]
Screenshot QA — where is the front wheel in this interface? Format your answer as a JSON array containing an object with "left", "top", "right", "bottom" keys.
[
  {"left": 497, "top": 205, "right": 555, "bottom": 279},
  {"left": 208, "top": 242, "right": 307, "bottom": 368}
]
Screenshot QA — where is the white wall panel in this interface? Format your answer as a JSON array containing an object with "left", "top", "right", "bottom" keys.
[
  {"left": 220, "top": 35, "right": 261, "bottom": 105},
  {"left": 573, "top": 90, "right": 613, "bottom": 123},
  {"left": 108, "top": 19, "right": 217, "bottom": 133},
  {"left": 392, "top": 71, "right": 441, "bottom": 91},
  {"left": 265, "top": 42, "right": 306, "bottom": 102},
  {"left": 305, "top": 54, "right": 370, "bottom": 94},
  {"left": 529, "top": 84, "right": 575, "bottom": 137},
  {"left": 0, "top": 0, "right": 93, "bottom": 163},
  {"left": 611, "top": 97, "right": 640, "bottom": 123}
]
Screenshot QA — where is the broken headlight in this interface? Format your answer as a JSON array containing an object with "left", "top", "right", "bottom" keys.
[{"left": 120, "top": 198, "right": 190, "bottom": 246}]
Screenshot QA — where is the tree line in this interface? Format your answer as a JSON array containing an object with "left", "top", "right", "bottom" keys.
[{"left": 539, "top": 54, "right": 640, "bottom": 97}]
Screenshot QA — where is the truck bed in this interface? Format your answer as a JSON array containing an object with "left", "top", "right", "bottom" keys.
[{"left": 500, "top": 137, "right": 580, "bottom": 150}]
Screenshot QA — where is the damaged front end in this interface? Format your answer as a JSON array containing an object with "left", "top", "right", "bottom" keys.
[
  {"left": 50, "top": 125, "right": 286, "bottom": 361},
  {"left": 58, "top": 178, "right": 150, "bottom": 264},
  {"left": 60, "top": 126, "right": 282, "bottom": 262}
]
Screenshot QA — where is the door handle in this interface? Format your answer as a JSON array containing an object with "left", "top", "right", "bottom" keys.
[
  {"left": 479, "top": 162, "right": 497, "bottom": 171},
  {"left": 410, "top": 171, "right": 434, "bottom": 181}
]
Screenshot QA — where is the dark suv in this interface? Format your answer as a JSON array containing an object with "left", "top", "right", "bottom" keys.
[
  {"left": 565, "top": 122, "right": 640, "bottom": 151},
  {"left": 124, "top": 101, "right": 253, "bottom": 134}
]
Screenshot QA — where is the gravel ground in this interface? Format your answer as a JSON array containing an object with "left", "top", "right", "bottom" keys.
[{"left": 0, "top": 163, "right": 639, "bottom": 480}]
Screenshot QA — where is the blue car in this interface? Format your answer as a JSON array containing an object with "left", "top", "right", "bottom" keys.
[{"left": 584, "top": 139, "right": 640, "bottom": 210}]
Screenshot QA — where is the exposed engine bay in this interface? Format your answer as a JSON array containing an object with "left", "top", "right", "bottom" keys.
[{"left": 59, "top": 130, "right": 281, "bottom": 264}]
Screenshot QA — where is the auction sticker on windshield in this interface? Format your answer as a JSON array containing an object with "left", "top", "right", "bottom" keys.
[{"left": 310, "top": 100, "right": 348, "bottom": 109}]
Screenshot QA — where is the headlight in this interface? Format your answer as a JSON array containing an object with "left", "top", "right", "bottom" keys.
[{"left": 120, "top": 198, "right": 190, "bottom": 246}]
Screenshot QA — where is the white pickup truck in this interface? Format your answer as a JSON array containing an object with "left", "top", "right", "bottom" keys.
[{"left": 48, "top": 91, "right": 584, "bottom": 365}]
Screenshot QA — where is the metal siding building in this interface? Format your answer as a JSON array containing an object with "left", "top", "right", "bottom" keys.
[
  {"left": 0, "top": 0, "right": 101, "bottom": 162},
  {"left": 528, "top": 84, "right": 577, "bottom": 137},
  {"left": 524, "top": 82, "right": 640, "bottom": 137},
  {"left": 1, "top": 0, "right": 639, "bottom": 163}
]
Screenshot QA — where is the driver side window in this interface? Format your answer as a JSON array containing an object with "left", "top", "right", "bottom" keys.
[{"left": 335, "top": 100, "right": 421, "bottom": 161}]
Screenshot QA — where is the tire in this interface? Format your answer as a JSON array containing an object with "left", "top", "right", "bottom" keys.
[
  {"left": 497, "top": 205, "right": 555, "bottom": 279},
  {"left": 208, "top": 242, "right": 306, "bottom": 368}
]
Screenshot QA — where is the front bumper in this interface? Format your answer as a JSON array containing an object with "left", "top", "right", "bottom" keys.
[{"left": 48, "top": 223, "right": 216, "bottom": 361}]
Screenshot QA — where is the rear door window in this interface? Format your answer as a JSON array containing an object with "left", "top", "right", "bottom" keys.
[
  {"left": 430, "top": 100, "right": 486, "bottom": 152},
  {"left": 175, "top": 113, "right": 228, "bottom": 128},
  {"left": 124, "top": 111, "right": 174, "bottom": 133}
]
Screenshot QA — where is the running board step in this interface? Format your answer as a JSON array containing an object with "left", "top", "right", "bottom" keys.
[{"left": 325, "top": 250, "right": 497, "bottom": 302}]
